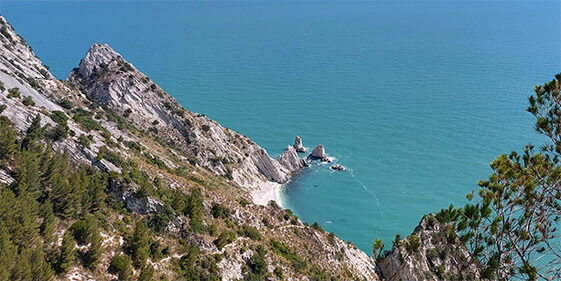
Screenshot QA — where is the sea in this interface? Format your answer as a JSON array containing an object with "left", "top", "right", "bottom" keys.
[{"left": 3, "top": 0, "right": 559, "bottom": 254}]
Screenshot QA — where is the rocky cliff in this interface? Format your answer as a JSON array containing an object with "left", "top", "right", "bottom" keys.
[
  {"left": 377, "top": 214, "right": 479, "bottom": 281},
  {"left": 67, "top": 43, "right": 302, "bottom": 193},
  {"left": 0, "top": 14, "right": 381, "bottom": 281}
]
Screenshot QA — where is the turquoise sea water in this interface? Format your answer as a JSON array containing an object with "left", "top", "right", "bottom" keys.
[{"left": 3, "top": 1, "right": 559, "bottom": 253}]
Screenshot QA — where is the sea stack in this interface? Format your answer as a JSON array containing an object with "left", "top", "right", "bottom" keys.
[
  {"left": 278, "top": 145, "right": 308, "bottom": 172},
  {"left": 310, "top": 144, "right": 331, "bottom": 162},
  {"left": 293, "top": 136, "right": 307, "bottom": 153}
]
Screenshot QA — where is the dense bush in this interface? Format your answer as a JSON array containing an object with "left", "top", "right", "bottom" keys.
[
  {"left": 213, "top": 231, "right": 236, "bottom": 250},
  {"left": 22, "top": 95, "right": 35, "bottom": 106},
  {"left": 7, "top": 87, "right": 20, "bottom": 98}
]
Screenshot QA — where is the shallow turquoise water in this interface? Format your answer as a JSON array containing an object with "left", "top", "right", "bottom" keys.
[{"left": 3, "top": 1, "right": 559, "bottom": 253}]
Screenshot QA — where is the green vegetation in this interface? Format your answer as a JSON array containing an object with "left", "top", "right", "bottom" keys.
[
  {"left": 22, "top": 95, "right": 35, "bottom": 106},
  {"left": 270, "top": 239, "right": 306, "bottom": 271},
  {"left": 238, "top": 224, "right": 262, "bottom": 241},
  {"left": 97, "top": 146, "right": 124, "bottom": 167},
  {"left": 374, "top": 74, "right": 561, "bottom": 281},
  {"left": 57, "top": 98, "right": 73, "bottom": 109},
  {"left": 213, "top": 230, "right": 236, "bottom": 250},
  {"left": 7, "top": 87, "right": 20, "bottom": 98},
  {"left": 129, "top": 221, "right": 150, "bottom": 267},
  {"left": 247, "top": 245, "right": 268, "bottom": 278},
  {"left": 211, "top": 202, "right": 231, "bottom": 219},
  {"left": 73, "top": 113, "right": 102, "bottom": 132},
  {"left": 50, "top": 110, "right": 68, "bottom": 126}
]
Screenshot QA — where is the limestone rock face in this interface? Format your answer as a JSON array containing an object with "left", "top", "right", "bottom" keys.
[
  {"left": 113, "top": 182, "right": 164, "bottom": 215},
  {"left": 278, "top": 145, "right": 308, "bottom": 172},
  {"left": 67, "top": 43, "right": 302, "bottom": 192},
  {"left": 310, "top": 144, "right": 330, "bottom": 162},
  {"left": 377, "top": 214, "right": 479, "bottom": 281},
  {"left": 293, "top": 135, "right": 307, "bottom": 153}
]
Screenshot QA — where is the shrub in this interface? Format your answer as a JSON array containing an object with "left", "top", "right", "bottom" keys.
[
  {"left": 311, "top": 222, "right": 323, "bottom": 232},
  {"left": 109, "top": 255, "right": 128, "bottom": 272},
  {"left": 45, "top": 124, "right": 68, "bottom": 141},
  {"left": 22, "top": 96, "right": 35, "bottom": 106},
  {"left": 202, "top": 125, "right": 210, "bottom": 132},
  {"left": 50, "top": 111, "right": 68, "bottom": 126},
  {"left": 39, "top": 68, "right": 49, "bottom": 79},
  {"left": 1, "top": 26, "right": 12, "bottom": 41},
  {"left": 211, "top": 203, "right": 231, "bottom": 219},
  {"left": 239, "top": 198, "right": 250, "bottom": 207},
  {"left": 0, "top": 81, "right": 5, "bottom": 92},
  {"left": 78, "top": 134, "right": 90, "bottom": 148},
  {"left": 97, "top": 146, "right": 124, "bottom": 167},
  {"left": 7, "top": 87, "right": 20, "bottom": 98},
  {"left": 123, "top": 108, "right": 132, "bottom": 118},
  {"left": 73, "top": 114, "right": 102, "bottom": 132},
  {"left": 270, "top": 239, "right": 306, "bottom": 271},
  {"left": 213, "top": 231, "right": 236, "bottom": 250},
  {"left": 57, "top": 98, "right": 73, "bottom": 109},
  {"left": 26, "top": 77, "right": 39, "bottom": 89},
  {"left": 238, "top": 225, "right": 262, "bottom": 241},
  {"left": 248, "top": 245, "right": 267, "bottom": 275},
  {"left": 0, "top": 104, "right": 6, "bottom": 114},
  {"left": 124, "top": 141, "right": 142, "bottom": 152}
]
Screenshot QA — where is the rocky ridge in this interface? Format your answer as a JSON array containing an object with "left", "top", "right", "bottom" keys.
[
  {"left": 0, "top": 14, "right": 480, "bottom": 281},
  {"left": 67, "top": 43, "right": 312, "bottom": 200},
  {"left": 0, "top": 15, "right": 385, "bottom": 281}
]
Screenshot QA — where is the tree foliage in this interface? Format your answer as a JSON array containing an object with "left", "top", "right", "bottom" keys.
[
  {"left": 435, "top": 73, "right": 561, "bottom": 280},
  {"left": 129, "top": 221, "right": 150, "bottom": 268}
]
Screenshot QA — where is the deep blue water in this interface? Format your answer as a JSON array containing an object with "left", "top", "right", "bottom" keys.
[{"left": 3, "top": 1, "right": 559, "bottom": 253}]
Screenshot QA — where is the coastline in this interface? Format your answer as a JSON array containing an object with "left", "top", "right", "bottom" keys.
[{"left": 251, "top": 181, "right": 285, "bottom": 208}]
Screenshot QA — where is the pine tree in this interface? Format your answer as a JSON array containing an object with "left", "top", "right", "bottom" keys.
[
  {"left": 130, "top": 221, "right": 150, "bottom": 268},
  {"left": 138, "top": 264, "right": 155, "bottom": 281},
  {"left": 40, "top": 140, "right": 52, "bottom": 173},
  {"left": 69, "top": 167, "right": 88, "bottom": 216},
  {"left": 87, "top": 172, "right": 107, "bottom": 213},
  {"left": 86, "top": 228, "right": 103, "bottom": 270},
  {"left": 40, "top": 201, "right": 55, "bottom": 244},
  {"left": 30, "top": 247, "right": 54, "bottom": 281},
  {"left": 58, "top": 230, "right": 75, "bottom": 275},
  {"left": 49, "top": 172, "right": 75, "bottom": 219},
  {"left": 0, "top": 116, "right": 17, "bottom": 160},
  {"left": 0, "top": 225, "right": 17, "bottom": 280},
  {"left": 13, "top": 247, "right": 32, "bottom": 281},
  {"left": 0, "top": 188, "right": 39, "bottom": 249},
  {"left": 21, "top": 114, "right": 43, "bottom": 150},
  {"left": 118, "top": 257, "right": 134, "bottom": 281},
  {"left": 15, "top": 150, "right": 42, "bottom": 199}
]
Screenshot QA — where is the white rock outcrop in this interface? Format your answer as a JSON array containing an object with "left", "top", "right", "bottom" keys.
[
  {"left": 67, "top": 43, "right": 308, "bottom": 199},
  {"left": 278, "top": 145, "right": 308, "bottom": 172},
  {"left": 293, "top": 135, "right": 307, "bottom": 153},
  {"left": 310, "top": 144, "right": 330, "bottom": 162}
]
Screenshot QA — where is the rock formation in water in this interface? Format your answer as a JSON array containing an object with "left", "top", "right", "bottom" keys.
[
  {"left": 310, "top": 144, "right": 331, "bottom": 162},
  {"left": 278, "top": 145, "right": 308, "bottom": 172},
  {"left": 330, "top": 164, "right": 345, "bottom": 171},
  {"left": 293, "top": 135, "right": 307, "bottom": 153}
]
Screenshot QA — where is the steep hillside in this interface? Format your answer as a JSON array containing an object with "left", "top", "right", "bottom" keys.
[{"left": 0, "top": 15, "right": 380, "bottom": 281}]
